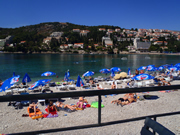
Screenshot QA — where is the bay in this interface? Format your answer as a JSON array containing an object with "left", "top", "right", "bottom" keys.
[{"left": 0, "top": 53, "right": 179, "bottom": 83}]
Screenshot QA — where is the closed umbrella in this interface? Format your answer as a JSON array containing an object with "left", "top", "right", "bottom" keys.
[
  {"left": 76, "top": 75, "right": 84, "bottom": 87},
  {"left": 22, "top": 73, "right": 31, "bottom": 84}
]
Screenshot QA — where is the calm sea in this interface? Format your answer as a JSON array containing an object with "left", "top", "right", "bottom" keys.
[{"left": 0, "top": 53, "right": 180, "bottom": 83}]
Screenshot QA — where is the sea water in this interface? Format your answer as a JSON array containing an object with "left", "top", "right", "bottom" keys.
[{"left": 0, "top": 53, "right": 179, "bottom": 83}]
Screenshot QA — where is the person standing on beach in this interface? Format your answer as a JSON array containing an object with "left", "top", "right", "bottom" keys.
[{"left": 135, "top": 69, "right": 139, "bottom": 75}]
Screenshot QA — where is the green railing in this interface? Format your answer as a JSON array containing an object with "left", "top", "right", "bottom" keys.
[{"left": 0, "top": 85, "right": 180, "bottom": 135}]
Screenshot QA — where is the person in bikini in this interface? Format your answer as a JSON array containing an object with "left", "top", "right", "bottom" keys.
[
  {"left": 111, "top": 81, "right": 116, "bottom": 89},
  {"left": 111, "top": 93, "right": 137, "bottom": 106},
  {"left": 56, "top": 101, "right": 76, "bottom": 110},
  {"left": 47, "top": 101, "right": 58, "bottom": 114},
  {"left": 28, "top": 102, "right": 42, "bottom": 117},
  {"left": 76, "top": 97, "right": 87, "bottom": 109}
]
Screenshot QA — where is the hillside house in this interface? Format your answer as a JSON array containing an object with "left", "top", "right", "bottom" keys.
[
  {"left": 98, "top": 28, "right": 106, "bottom": 31},
  {"left": 43, "top": 37, "right": 52, "bottom": 45},
  {"left": 154, "top": 41, "right": 168, "bottom": 45},
  {"left": 74, "top": 43, "right": 84, "bottom": 49},
  {"left": 73, "top": 29, "right": 80, "bottom": 32}
]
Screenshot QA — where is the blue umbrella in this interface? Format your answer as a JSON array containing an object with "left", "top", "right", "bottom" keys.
[
  {"left": 111, "top": 69, "right": 115, "bottom": 77},
  {"left": 110, "top": 67, "right": 121, "bottom": 72},
  {"left": 168, "top": 66, "right": 179, "bottom": 71},
  {"left": 99, "top": 69, "right": 110, "bottom": 74},
  {"left": 41, "top": 71, "right": 56, "bottom": 76},
  {"left": 174, "top": 63, "right": 180, "bottom": 67},
  {"left": 76, "top": 75, "right": 84, "bottom": 87},
  {"left": 137, "top": 66, "right": 146, "bottom": 71},
  {"left": 64, "top": 72, "right": 69, "bottom": 81},
  {"left": 28, "top": 79, "right": 52, "bottom": 90},
  {"left": 128, "top": 68, "right": 131, "bottom": 75},
  {"left": 146, "top": 65, "right": 155, "bottom": 71},
  {"left": 22, "top": 73, "right": 31, "bottom": 83},
  {"left": 157, "top": 66, "right": 164, "bottom": 71},
  {"left": 0, "top": 75, "right": 20, "bottom": 92},
  {"left": 82, "top": 71, "right": 94, "bottom": 77},
  {"left": 13, "top": 72, "right": 16, "bottom": 77},
  {"left": 131, "top": 74, "right": 154, "bottom": 81},
  {"left": 161, "top": 64, "right": 171, "bottom": 68}
]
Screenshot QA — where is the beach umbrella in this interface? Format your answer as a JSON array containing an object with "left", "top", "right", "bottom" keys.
[
  {"left": 110, "top": 67, "right": 121, "bottom": 72},
  {"left": 76, "top": 75, "right": 84, "bottom": 87},
  {"left": 174, "top": 63, "right": 180, "bottom": 67},
  {"left": 13, "top": 72, "right": 15, "bottom": 76},
  {"left": 41, "top": 71, "right": 56, "bottom": 76},
  {"left": 82, "top": 71, "right": 94, "bottom": 77},
  {"left": 157, "top": 66, "right": 164, "bottom": 71},
  {"left": 22, "top": 73, "right": 31, "bottom": 83},
  {"left": 137, "top": 66, "right": 146, "bottom": 71},
  {"left": 111, "top": 69, "right": 115, "bottom": 77},
  {"left": 128, "top": 68, "right": 131, "bottom": 75},
  {"left": 0, "top": 75, "right": 20, "bottom": 92},
  {"left": 131, "top": 73, "right": 154, "bottom": 81},
  {"left": 99, "top": 69, "right": 110, "bottom": 74},
  {"left": 161, "top": 64, "right": 171, "bottom": 68},
  {"left": 64, "top": 72, "right": 69, "bottom": 82},
  {"left": 146, "top": 65, "right": 155, "bottom": 71},
  {"left": 28, "top": 79, "right": 52, "bottom": 90},
  {"left": 168, "top": 66, "right": 179, "bottom": 71}
]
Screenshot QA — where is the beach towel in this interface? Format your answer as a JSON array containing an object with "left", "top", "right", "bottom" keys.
[
  {"left": 27, "top": 107, "right": 43, "bottom": 119},
  {"left": 91, "top": 101, "right": 104, "bottom": 108},
  {"left": 44, "top": 106, "right": 58, "bottom": 118}
]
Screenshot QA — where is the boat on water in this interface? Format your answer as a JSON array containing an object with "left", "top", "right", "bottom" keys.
[
  {"left": 121, "top": 57, "right": 127, "bottom": 60},
  {"left": 145, "top": 56, "right": 151, "bottom": 59}
]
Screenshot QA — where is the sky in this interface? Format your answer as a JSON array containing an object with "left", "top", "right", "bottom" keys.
[{"left": 0, "top": 0, "right": 180, "bottom": 30}]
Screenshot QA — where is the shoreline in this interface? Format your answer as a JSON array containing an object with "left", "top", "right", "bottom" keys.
[{"left": 1, "top": 51, "right": 180, "bottom": 55}]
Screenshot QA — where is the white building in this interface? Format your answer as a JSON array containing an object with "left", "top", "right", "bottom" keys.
[{"left": 134, "top": 38, "right": 151, "bottom": 51}]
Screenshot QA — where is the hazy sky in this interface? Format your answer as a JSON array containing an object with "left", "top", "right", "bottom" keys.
[{"left": 1, "top": 0, "right": 180, "bottom": 30}]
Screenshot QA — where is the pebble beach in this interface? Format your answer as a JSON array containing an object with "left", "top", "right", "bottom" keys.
[{"left": 0, "top": 80, "right": 180, "bottom": 135}]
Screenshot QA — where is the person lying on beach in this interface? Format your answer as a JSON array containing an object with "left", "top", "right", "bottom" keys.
[
  {"left": 76, "top": 97, "right": 87, "bottom": 109},
  {"left": 29, "top": 102, "right": 38, "bottom": 115},
  {"left": 111, "top": 93, "right": 137, "bottom": 106},
  {"left": 47, "top": 101, "right": 58, "bottom": 114},
  {"left": 56, "top": 101, "right": 76, "bottom": 110},
  {"left": 111, "top": 81, "right": 117, "bottom": 89},
  {"left": 97, "top": 84, "right": 104, "bottom": 90}
]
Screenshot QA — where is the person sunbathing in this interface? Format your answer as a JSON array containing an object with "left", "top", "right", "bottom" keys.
[
  {"left": 97, "top": 84, "right": 104, "bottom": 90},
  {"left": 29, "top": 102, "right": 38, "bottom": 113},
  {"left": 76, "top": 97, "right": 87, "bottom": 109},
  {"left": 111, "top": 93, "right": 137, "bottom": 106},
  {"left": 47, "top": 101, "right": 57, "bottom": 114},
  {"left": 56, "top": 101, "right": 76, "bottom": 110},
  {"left": 111, "top": 81, "right": 116, "bottom": 89}
]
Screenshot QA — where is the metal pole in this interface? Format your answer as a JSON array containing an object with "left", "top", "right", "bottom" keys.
[
  {"left": 98, "top": 95, "right": 101, "bottom": 125},
  {"left": 153, "top": 117, "right": 157, "bottom": 135}
]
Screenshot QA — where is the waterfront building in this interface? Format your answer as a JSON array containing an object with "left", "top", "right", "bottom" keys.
[{"left": 133, "top": 38, "right": 151, "bottom": 51}]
